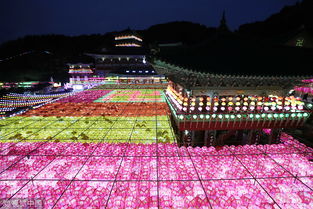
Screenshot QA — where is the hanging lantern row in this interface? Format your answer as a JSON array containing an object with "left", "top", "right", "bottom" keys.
[
  {"left": 302, "top": 79, "right": 313, "bottom": 83},
  {"left": 0, "top": 92, "right": 73, "bottom": 108},
  {"left": 0, "top": 98, "right": 52, "bottom": 103},
  {"left": 115, "top": 35, "right": 143, "bottom": 42},
  {"left": 166, "top": 87, "right": 306, "bottom": 113},
  {"left": 69, "top": 69, "right": 93, "bottom": 74},
  {"left": 177, "top": 112, "right": 310, "bottom": 120},
  {"left": 115, "top": 43, "right": 141, "bottom": 47},
  {"left": 5, "top": 92, "right": 71, "bottom": 99},
  {"left": 166, "top": 86, "right": 184, "bottom": 110},
  {"left": 0, "top": 107, "right": 16, "bottom": 111}
]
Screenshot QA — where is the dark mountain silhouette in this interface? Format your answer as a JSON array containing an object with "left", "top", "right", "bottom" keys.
[
  {"left": 141, "top": 21, "right": 217, "bottom": 45},
  {"left": 0, "top": 22, "right": 215, "bottom": 81},
  {"left": 0, "top": 0, "right": 312, "bottom": 81},
  {"left": 155, "top": 34, "right": 313, "bottom": 76},
  {"left": 238, "top": 0, "right": 313, "bottom": 40}
]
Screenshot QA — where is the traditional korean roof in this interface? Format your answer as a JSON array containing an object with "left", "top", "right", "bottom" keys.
[
  {"left": 152, "top": 59, "right": 310, "bottom": 90},
  {"left": 114, "top": 29, "right": 143, "bottom": 40},
  {"left": 151, "top": 34, "right": 313, "bottom": 90}
]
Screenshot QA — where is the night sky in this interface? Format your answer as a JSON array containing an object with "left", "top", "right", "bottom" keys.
[{"left": 1, "top": 0, "right": 299, "bottom": 44}]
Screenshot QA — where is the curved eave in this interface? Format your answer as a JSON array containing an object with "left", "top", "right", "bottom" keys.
[{"left": 151, "top": 59, "right": 312, "bottom": 90}]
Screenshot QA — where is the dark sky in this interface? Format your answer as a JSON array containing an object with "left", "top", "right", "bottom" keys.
[{"left": 1, "top": 0, "right": 299, "bottom": 44}]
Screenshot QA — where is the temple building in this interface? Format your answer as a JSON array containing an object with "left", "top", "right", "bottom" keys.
[
  {"left": 284, "top": 26, "right": 313, "bottom": 48},
  {"left": 85, "top": 30, "right": 166, "bottom": 84},
  {"left": 152, "top": 59, "right": 312, "bottom": 147},
  {"left": 67, "top": 63, "right": 96, "bottom": 90},
  {"left": 151, "top": 24, "right": 313, "bottom": 146}
]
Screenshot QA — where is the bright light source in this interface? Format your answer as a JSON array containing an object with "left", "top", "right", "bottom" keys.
[{"left": 73, "top": 84, "right": 84, "bottom": 91}]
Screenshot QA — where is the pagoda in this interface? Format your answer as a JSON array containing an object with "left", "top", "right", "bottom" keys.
[{"left": 114, "top": 29, "right": 143, "bottom": 47}]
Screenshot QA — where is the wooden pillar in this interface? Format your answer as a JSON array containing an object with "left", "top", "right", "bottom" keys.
[
  {"left": 204, "top": 130, "right": 209, "bottom": 146},
  {"left": 191, "top": 131, "right": 195, "bottom": 146},
  {"left": 217, "top": 133, "right": 224, "bottom": 146},
  {"left": 247, "top": 130, "right": 256, "bottom": 145},
  {"left": 242, "top": 131, "right": 248, "bottom": 145},
  {"left": 236, "top": 130, "right": 244, "bottom": 143},
  {"left": 209, "top": 130, "right": 217, "bottom": 146}
]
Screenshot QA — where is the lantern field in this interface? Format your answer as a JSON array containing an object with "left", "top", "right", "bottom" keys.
[{"left": 0, "top": 85, "right": 312, "bottom": 208}]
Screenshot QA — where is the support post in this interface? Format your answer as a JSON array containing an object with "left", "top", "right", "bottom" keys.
[
  {"left": 247, "top": 130, "right": 257, "bottom": 145},
  {"left": 191, "top": 131, "right": 195, "bottom": 146},
  {"left": 236, "top": 130, "right": 244, "bottom": 143},
  {"left": 204, "top": 130, "right": 209, "bottom": 146}
]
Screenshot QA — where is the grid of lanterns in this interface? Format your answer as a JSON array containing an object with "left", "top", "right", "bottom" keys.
[{"left": 166, "top": 87, "right": 306, "bottom": 114}]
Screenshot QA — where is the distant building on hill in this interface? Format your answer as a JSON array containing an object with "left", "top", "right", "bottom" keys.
[
  {"left": 82, "top": 30, "right": 166, "bottom": 85},
  {"left": 67, "top": 63, "right": 96, "bottom": 90},
  {"left": 114, "top": 29, "right": 143, "bottom": 47},
  {"left": 284, "top": 27, "right": 313, "bottom": 48}
]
